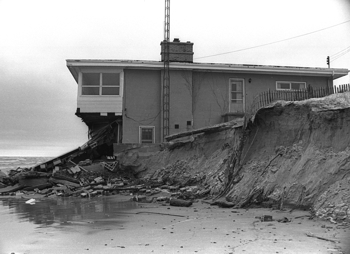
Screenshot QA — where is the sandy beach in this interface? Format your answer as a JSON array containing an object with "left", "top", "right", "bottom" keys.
[{"left": 1, "top": 194, "right": 348, "bottom": 254}]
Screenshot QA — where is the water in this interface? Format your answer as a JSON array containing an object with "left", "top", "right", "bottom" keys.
[
  {"left": 0, "top": 196, "right": 138, "bottom": 254},
  {"left": 0, "top": 156, "right": 52, "bottom": 175},
  {"left": 0, "top": 196, "right": 137, "bottom": 227},
  {"left": 0, "top": 157, "right": 139, "bottom": 254}
]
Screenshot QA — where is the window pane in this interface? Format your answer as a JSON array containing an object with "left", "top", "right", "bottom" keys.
[
  {"left": 103, "top": 73, "right": 120, "bottom": 86},
  {"left": 141, "top": 128, "right": 153, "bottom": 143},
  {"left": 82, "top": 73, "right": 100, "bottom": 86},
  {"left": 277, "top": 82, "right": 290, "bottom": 89},
  {"left": 231, "top": 92, "right": 243, "bottom": 100},
  {"left": 231, "top": 82, "right": 243, "bottom": 92},
  {"left": 102, "top": 87, "right": 120, "bottom": 95},
  {"left": 82, "top": 87, "right": 99, "bottom": 95},
  {"left": 291, "top": 82, "right": 305, "bottom": 90}
]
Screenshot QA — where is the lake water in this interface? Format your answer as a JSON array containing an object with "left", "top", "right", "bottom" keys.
[
  {"left": 0, "top": 195, "right": 138, "bottom": 254},
  {"left": 0, "top": 156, "right": 52, "bottom": 175},
  {"left": 0, "top": 157, "right": 139, "bottom": 254}
]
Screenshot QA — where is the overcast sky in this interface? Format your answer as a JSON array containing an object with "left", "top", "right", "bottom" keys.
[{"left": 0, "top": 0, "right": 349, "bottom": 157}]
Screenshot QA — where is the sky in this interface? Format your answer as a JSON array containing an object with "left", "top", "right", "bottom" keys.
[{"left": 0, "top": 0, "right": 350, "bottom": 157}]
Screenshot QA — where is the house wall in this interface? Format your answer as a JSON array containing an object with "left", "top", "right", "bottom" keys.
[
  {"left": 122, "top": 69, "right": 161, "bottom": 143},
  {"left": 192, "top": 72, "right": 229, "bottom": 128},
  {"left": 193, "top": 72, "right": 331, "bottom": 128},
  {"left": 169, "top": 70, "right": 193, "bottom": 134},
  {"left": 244, "top": 74, "right": 331, "bottom": 109}
]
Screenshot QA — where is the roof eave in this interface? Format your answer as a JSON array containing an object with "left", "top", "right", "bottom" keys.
[{"left": 66, "top": 60, "right": 349, "bottom": 80}]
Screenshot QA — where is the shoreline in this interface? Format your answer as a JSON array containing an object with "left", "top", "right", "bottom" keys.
[{"left": 1, "top": 194, "right": 348, "bottom": 254}]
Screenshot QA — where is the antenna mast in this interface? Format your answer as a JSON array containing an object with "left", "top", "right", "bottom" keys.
[{"left": 163, "top": 0, "right": 170, "bottom": 140}]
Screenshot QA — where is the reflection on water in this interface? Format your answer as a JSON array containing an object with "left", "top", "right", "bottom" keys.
[{"left": 0, "top": 196, "right": 138, "bottom": 228}]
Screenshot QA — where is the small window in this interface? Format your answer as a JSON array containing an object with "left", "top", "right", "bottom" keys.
[
  {"left": 276, "top": 81, "right": 306, "bottom": 91},
  {"left": 103, "top": 73, "right": 120, "bottom": 86},
  {"left": 102, "top": 87, "right": 120, "bottom": 95},
  {"left": 187, "top": 121, "right": 192, "bottom": 126},
  {"left": 139, "top": 126, "right": 155, "bottom": 144},
  {"left": 82, "top": 87, "right": 99, "bottom": 95},
  {"left": 81, "top": 73, "right": 120, "bottom": 96},
  {"left": 174, "top": 124, "right": 179, "bottom": 129},
  {"left": 82, "top": 73, "right": 100, "bottom": 86}
]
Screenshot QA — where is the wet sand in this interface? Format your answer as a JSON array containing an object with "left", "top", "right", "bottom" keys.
[{"left": 0, "top": 195, "right": 349, "bottom": 254}]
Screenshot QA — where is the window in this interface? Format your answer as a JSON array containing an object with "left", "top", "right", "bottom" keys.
[
  {"left": 276, "top": 81, "right": 306, "bottom": 91},
  {"left": 139, "top": 126, "right": 155, "bottom": 144},
  {"left": 230, "top": 79, "right": 243, "bottom": 104},
  {"left": 82, "top": 73, "right": 120, "bottom": 96}
]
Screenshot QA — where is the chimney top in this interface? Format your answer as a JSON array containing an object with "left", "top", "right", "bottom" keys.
[{"left": 160, "top": 39, "right": 194, "bottom": 63}]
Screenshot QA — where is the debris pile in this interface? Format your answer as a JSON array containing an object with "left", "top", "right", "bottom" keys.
[
  {"left": 0, "top": 155, "right": 213, "bottom": 207},
  {"left": 0, "top": 156, "right": 136, "bottom": 198}
]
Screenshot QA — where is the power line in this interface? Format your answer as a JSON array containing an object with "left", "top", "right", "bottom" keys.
[
  {"left": 195, "top": 19, "right": 350, "bottom": 60},
  {"left": 331, "top": 45, "right": 350, "bottom": 58},
  {"left": 331, "top": 49, "right": 350, "bottom": 62},
  {"left": 330, "top": 45, "right": 350, "bottom": 62}
]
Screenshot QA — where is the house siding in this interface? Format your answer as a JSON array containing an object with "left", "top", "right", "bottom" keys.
[
  {"left": 244, "top": 74, "right": 331, "bottom": 109},
  {"left": 77, "top": 97, "right": 123, "bottom": 114},
  {"left": 193, "top": 72, "right": 229, "bottom": 128},
  {"left": 122, "top": 69, "right": 161, "bottom": 143},
  {"left": 169, "top": 70, "right": 193, "bottom": 134},
  {"left": 193, "top": 72, "right": 332, "bottom": 128}
]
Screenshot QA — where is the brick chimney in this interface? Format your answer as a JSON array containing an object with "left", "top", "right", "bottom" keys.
[{"left": 160, "top": 38, "right": 194, "bottom": 63}]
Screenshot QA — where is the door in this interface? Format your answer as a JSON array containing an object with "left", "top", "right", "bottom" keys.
[{"left": 229, "top": 79, "right": 245, "bottom": 113}]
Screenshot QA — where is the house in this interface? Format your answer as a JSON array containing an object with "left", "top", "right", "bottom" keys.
[{"left": 66, "top": 39, "right": 349, "bottom": 146}]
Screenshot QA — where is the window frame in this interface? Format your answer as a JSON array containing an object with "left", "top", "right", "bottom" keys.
[
  {"left": 139, "top": 126, "right": 155, "bottom": 144},
  {"left": 276, "top": 81, "right": 306, "bottom": 91},
  {"left": 81, "top": 72, "right": 121, "bottom": 96},
  {"left": 229, "top": 79, "right": 244, "bottom": 104}
]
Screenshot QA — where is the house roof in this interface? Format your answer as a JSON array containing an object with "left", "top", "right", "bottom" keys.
[{"left": 66, "top": 59, "right": 349, "bottom": 82}]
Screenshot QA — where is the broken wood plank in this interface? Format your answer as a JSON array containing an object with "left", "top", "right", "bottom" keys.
[
  {"left": 49, "top": 178, "right": 81, "bottom": 188},
  {"left": 0, "top": 184, "right": 25, "bottom": 193},
  {"left": 22, "top": 183, "right": 53, "bottom": 191},
  {"left": 305, "top": 232, "right": 338, "bottom": 243},
  {"left": 52, "top": 173, "right": 80, "bottom": 184},
  {"left": 18, "top": 177, "right": 50, "bottom": 187},
  {"left": 165, "top": 119, "right": 243, "bottom": 142},
  {"left": 136, "top": 211, "right": 186, "bottom": 217},
  {"left": 68, "top": 160, "right": 88, "bottom": 173}
]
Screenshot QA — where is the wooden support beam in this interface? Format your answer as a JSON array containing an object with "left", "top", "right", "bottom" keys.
[{"left": 165, "top": 119, "right": 243, "bottom": 142}]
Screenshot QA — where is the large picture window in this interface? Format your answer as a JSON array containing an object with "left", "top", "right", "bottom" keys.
[
  {"left": 276, "top": 81, "right": 306, "bottom": 91},
  {"left": 139, "top": 126, "right": 155, "bottom": 144},
  {"left": 82, "top": 73, "right": 120, "bottom": 96}
]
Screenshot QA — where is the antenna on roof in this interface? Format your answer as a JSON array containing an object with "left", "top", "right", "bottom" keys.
[
  {"left": 162, "top": 0, "right": 170, "bottom": 140},
  {"left": 327, "top": 56, "right": 330, "bottom": 68}
]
